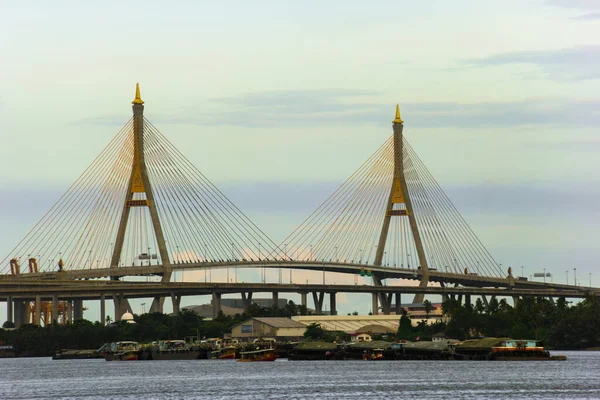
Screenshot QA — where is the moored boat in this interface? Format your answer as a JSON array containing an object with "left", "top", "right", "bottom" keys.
[
  {"left": 140, "top": 340, "right": 201, "bottom": 360},
  {"left": 237, "top": 348, "right": 277, "bottom": 362},
  {"left": 209, "top": 346, "right": 236, "bottom": 360},
  {"left": 103, "top": 341, "right": 139, "bottom": 361}
]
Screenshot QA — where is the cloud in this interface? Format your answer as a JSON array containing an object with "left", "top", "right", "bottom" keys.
[
  {"left": 141, "top": 88, "right": 600, "bottom": 129},
  {"left": 528, "top": 139, "right": 600, "bottom": 152},
  {"left": 468, "top": 45, "right": 600, "bottom": 81},
  {"left": 71, "top": 114, "right": 130, "bottom": 126},
  {"left": 546, "top": 0, "right": 600, "bottom": 10},
  {"left": 571, "top": 12, "right": 600, "bottom": 20}
]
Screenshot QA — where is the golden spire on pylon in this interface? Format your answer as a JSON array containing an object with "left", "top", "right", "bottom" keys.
[
  {"left": 132, "top": 83, "right": 144, "bottom": 105},
  {"left": 393, "top": 104, "right": 403, "bottom": 124}
]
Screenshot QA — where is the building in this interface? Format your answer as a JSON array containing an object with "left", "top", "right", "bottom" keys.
[
  {"left": 292, "top": 315, "right": 400, "bottom": 334},
  {"left": 231, "top": 317, "right": 306, "bottom": 341}
]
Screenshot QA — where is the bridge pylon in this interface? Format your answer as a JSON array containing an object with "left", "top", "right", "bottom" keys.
[
  {"left": 373, "top": 106, "right": 429, "bottom": 303},
  {"left": 110, "top": 84, "right": 171, "bottom": 312}
]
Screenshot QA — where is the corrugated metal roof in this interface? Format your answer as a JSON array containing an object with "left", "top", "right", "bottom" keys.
[{"left": 253, "top": 317, "right": 307, "bottom": 329}]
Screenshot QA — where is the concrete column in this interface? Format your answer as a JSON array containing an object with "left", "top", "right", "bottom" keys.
[
  {"left": 465, "top": 294, "right": 471, "bottom": 308},
  {"left": 212, "top": 291, "right": 222, "bottom": 319},
  {"left": 150, "top": 296, "right": 164, "bottom": 313},
  {"left": 13, "top": 301, "right": 21, "bottom": 327},
  {"left": 73, "top": 299, "right": 83, "bottom": 321},
  {"left": 512, "top": 296, "right": 520, "bottom": 309},
  {"left": 272, "top": 292, "right": 279, "bottom": 307},
  {"left": 381, "top": 293, "right": 393, "bottom": 315},
  {"left": 457, "top": 294, "right": 463, "bottom": 304},
  {"left": 241, "top": 292, "right": 253, "bottom": 309},
  {"left": 67, "top": 301, "right": 73, "bottom": 323},
  {"left": 329, "top": 292, "right": 337, "bottom": 316},
  {"left": 441, "top": 293, "right": 449, "bottom": 303},
  {"left": 34, "top": 295, "right": 41, "bottom": 326},
  {"left": 6, "top": 296, "right": 13, "bottom": 324},
  {"left": 113, "top": 296, "right": 121, "bottom": 322},
  {"left": 52, "top": 295, "right": 58, "bottom": 324},
  {"left": 372, "top": 293, "right": 379, "bottom": 315},
  {"left": 100, "top": 294, "right": 106, "bottom": 326},
  {"left": 395, "top": 293, "right": 402, "bottom": 315},
  {"left": 312, "top": 292, "right": 324, "bottom": 315},
  {"left": 300, "top": 292, "right": 307, "bottom": 308},
  {"left": 171, "top": 293, "right": 181, "bottom": 315}
]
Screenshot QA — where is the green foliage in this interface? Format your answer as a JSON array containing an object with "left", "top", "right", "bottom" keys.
[
  {"left": 437, "top": 295, "right": 600, "bottom": 348},
  {"left": 303, "top": 323, "right": 325, "bottom": 339}
]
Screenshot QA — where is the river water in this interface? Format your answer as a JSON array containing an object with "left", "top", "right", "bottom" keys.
[{"left": 0, "top": 351, "right": 598, "bottom": 399}]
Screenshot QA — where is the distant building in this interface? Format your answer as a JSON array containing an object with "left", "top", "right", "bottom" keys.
[
  {"left": 350, "top": 333, "right": 372, "bottom": 342},
  {"left": 292, "top": 315, "right": 400, "bottom": 334},
  {"left": 432, "top": 332, "right": 447, "bottom": 342},
  {"left": 231, "top": 317, "right": 306, "bottom": 341}
]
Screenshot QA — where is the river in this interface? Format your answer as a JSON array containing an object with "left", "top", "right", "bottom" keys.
[{"left": 0, "top": 351, "right": 598, "bottom": 399}]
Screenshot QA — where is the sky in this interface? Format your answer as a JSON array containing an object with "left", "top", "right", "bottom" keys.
[{"left": 0, "top": 0, "right": 599, "bottom": 320}]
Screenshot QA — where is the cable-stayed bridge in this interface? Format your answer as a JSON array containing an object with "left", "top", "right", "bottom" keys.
[{"left": 1, "top": 85, "right": 596, "bottom": 325}]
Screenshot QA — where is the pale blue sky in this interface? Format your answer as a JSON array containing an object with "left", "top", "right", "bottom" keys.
[{"left": 0, "top": 0, "right": 599, "bottom": 318}]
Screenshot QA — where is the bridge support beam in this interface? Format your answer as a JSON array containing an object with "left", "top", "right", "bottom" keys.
[
  {"left": 74, "top": 299, "right": 83, "bottom": 321},
  {"left": 34, "top": 295, "right": 41, "bottom": 326},
  {"left": 171, "top": 293, "right": 181, "bottom": 315},
  {"left": 52, "top": 295, "right": 58, "bottom": 324},
  {"left": 100, "top": 295, "right": 105, "bottom": 326},
  {"left": 149, "top": 296, "right": 165, "bottom": 314},
  {"left": 67, "top": 300, "right": 73, "bottom": 323},
  {"left": 13, "top": 301, "right": 21, "bottom": 327},
  {"left": 241, "top": 292, "right": 253, "bottom": 309},
  {"left": 381, "top": 293, "right": 393, "bottom": 315},
  {"left": 6, "top": 296, "right": 12, "bottom": 325},
  {"left": 465, "top": 294, "right": 471, "bottom": 308},
  {"left": 395, "top": 293, "right": 402, "bottom": 315},
  {"left": 329, "top": 292, "right": 337, "bottom": 316},
  {"left": 300, "top": 292, "right": 307, "bottom": 308},
  {"left": 372, "top": 293, "right": 378, "bottom": 315},
  {"left": 212, "top": 292, "right": 221, "bottom": 319},
  {"left": 113, "top": 294, "right": 131, "bottom": 321},
  {"left": 312, "top": 292, "right": 324, "bottom": 315},
  {"left": 272, "top": 292, "right": 279, "bottom": 307}
]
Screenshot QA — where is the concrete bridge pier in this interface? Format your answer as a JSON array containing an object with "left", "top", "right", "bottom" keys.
[
  {"left": 34, "top": 295, "right": 41, "bottom": 325},
  {"left": 395, "top": 293, "right": 402, "bottom": 315},
  {"left": 312, "top": 292, "right": 324, "bottom": 315},
  {"left": 212, "top": 291, "right": 221, "bottom": 319},
  {"left": 272, "top": 292, "right": 279, "bottom": 307},
  {"left": 171, "top": 293, "right": 181, "bottom": 315},
  {"left": 67, "top": 301, "right": 73, "bottom": 323},
  {"left": 300, "top": 292, "right": 307, "bottom": 309},
  {"left": 6, "top": 296, "right": 13, "bottom": 325},
  {"left": 100, "top": 295, "right": 106, "bottom": 326},
  {"left": 241, "top": 292, "right": 253, "bottom": 308},
  {"left": 372, "top": 293, "right": 378, "bottom": 315},
  {"left": 329, "top": 292, "right": 337, "bottom": 316},
  {"left": 465, "top": 294, "right": 471, "bottom": 308},
  {"left": 52, "top": 295, "right": 58, "bottom": 324},
  {"left": 13, "top": 301, "right": 21, "bottom": 327},
  {"left": 73, "top": 299, "right": 83, "bottom": 321},
  {"left": 380, "top": 293, "right": 393, "bottom": 315}
]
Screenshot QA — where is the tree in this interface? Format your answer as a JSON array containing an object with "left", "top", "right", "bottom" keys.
[
  {"left": 423, "top": 300, "right": 433, "bottom": 319},
  {"left": 303, "top": 323, "right": 325, "bottom": 339}
]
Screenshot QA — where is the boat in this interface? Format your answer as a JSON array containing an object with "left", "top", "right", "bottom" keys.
[
  {"left": 209, "top": 346, "right": 236, "bottom": 360},
  {"left": 103, "top": 341, "right": 139, "bottom": 361},
  {"left": 140, "top": 340, "right": 202, "bottom": 360},
  {"left": 237, "top": 348, "right": 277, "bottom": 362}
]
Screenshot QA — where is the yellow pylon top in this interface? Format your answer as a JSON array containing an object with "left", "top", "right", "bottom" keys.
[
  {"left": 132, "top": 83, "right": 144, "bottom": 105},
  {"left": 393, "top": 104, "right": 403, "bottom": 124}
]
